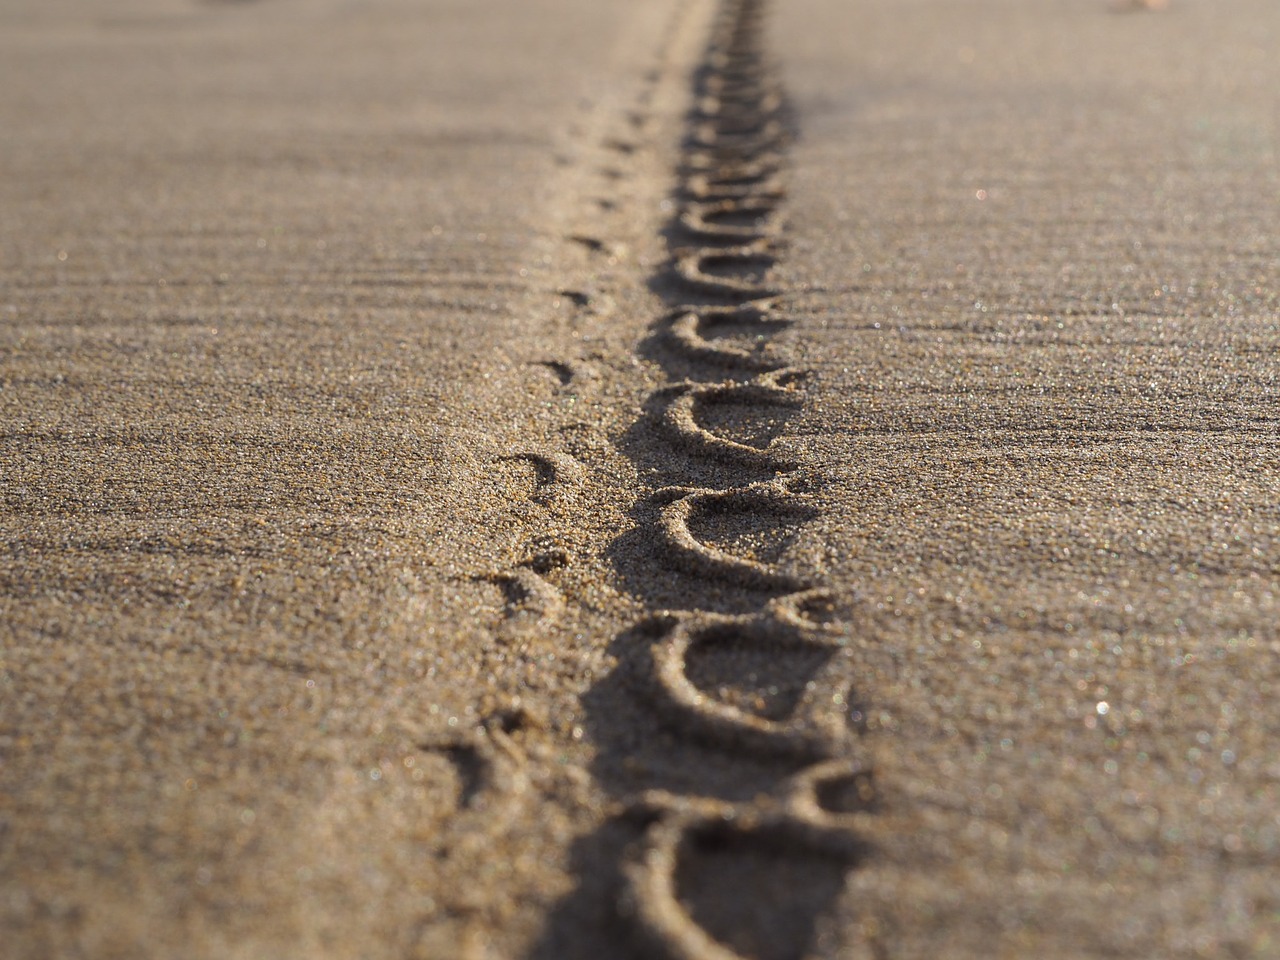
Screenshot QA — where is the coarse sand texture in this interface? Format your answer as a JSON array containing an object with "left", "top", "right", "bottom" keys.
[{"left": 2, "top": 1, "right": 1278, "bottom": 958}]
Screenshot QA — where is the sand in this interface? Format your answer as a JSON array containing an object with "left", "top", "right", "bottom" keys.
[
  {"left": 770, "top": 3, "right": 1280, "bottom": 956},
  {"left": 1, "top": 0, "right": 709, "bottom": 955},
  {"left": 2, "top": 0, "right": 1278, "bottom": 958}
]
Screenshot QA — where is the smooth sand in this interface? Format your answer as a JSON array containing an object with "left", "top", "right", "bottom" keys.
[{"left": 3, "top": 1, "right": 1278, "bottom": 958}]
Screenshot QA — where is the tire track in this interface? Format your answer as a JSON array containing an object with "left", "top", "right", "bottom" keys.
[
  {"left": 652, "top": 481, "right": 817, "bottom": 591},
  {"left": 583, "top": 2, "right": 883, "bottom": 956},
  {"left": 626, "top": 610, "right": 862, "bottom": 761},
  {"left": 656, "top": 369, "right": 804, "bottom": 468},
  {"left": 673, "top": 244, "right": 780, "bottom": 299},
  {"left": 528, "top": 3, "right": 882, "bottom": 956},
  {"left": 662, "top": 302, "right": 793, "bottom": 371}
]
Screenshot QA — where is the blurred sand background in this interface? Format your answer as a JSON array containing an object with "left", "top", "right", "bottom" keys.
[{"left": 3, "top": 1, "right": 1278, "bottom": 958}]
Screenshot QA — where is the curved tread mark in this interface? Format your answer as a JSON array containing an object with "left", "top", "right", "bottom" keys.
[
  {"left": 638, "top": 612, "right": 861, "bottom": 760},
  {"left": 696, "top": 88, "right": 783, "bottom": 122},
  {"left": 483, "top": 567, "right": 565, "bottom": 636},
  {"left": 532, "top": 359, "right": 576, "bottom": 386},
  {"left": 766, "top": 588, "right": 849, "bottom": 632},
  {"left": 652, "top": 481, "right": 816, "bottom": 591},
  {"left": 441, "top": 743, "right": 487, "bottom": 810},
  {"left": 621, "top": 776, "right": 871, "bottom": 960},
  {"left": 691, "top": 118, "right": 785, "bottom": 155},
  {"left": 419, "top": 720, "right": 531, "bottom": 819},
  {"left": 788, "top": 758, "right": 879, "bottom": 821},
  {"left": 557, "top": 289, "right": 593, "bottom": 309},
  {"left": 605, "top": 138, "right": 639, "bottom": 155},
  {"left": 684, "top": 153, "right": 781, "bottom": 178},
  {"left": 679, "top": 198, "right": 782, "bottom": 243},
  {"left": 569, "top": 234, "right": 608, "bottom": 253},
  {"left": 691, "top": 139, "right": 784, "bottom": 168},
  {"left": 683, "top": 170, "right": 785, "bottom": 203},
  {"left": 673, "top": 245, "right": 779, "bottom": 299},
  {"left": 664, "top": 302, "right": 791, "bottom": 370},
  {"left": 657, "top": 371, "right": 804, "bottom": 469},
  {"left": 499, "top": 450, "right": 585, "bottom": 504}
]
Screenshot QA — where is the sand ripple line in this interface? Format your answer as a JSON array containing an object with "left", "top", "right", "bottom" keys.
[
  {"left": 633, "top": 611, "right": 862, "bottom": 761},
  {"left": 621, "top": 761, "right": 875, "bottom": 960},
  {"left": 652, "top": 481, "right": 816, "bottom": 591},
  {"left": 657, "top": 370, "right": 804, "bottom": 469}
]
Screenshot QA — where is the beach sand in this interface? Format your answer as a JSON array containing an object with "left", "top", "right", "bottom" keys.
[
  {"left": 1, "top": 0, "right": 707, "bottom": 955},
  {"left": 773, "top": 2, "right": 1280, "bottom": 955},
  {"left": 2, "top": 0, "right": 1277, "bottom": 957}
]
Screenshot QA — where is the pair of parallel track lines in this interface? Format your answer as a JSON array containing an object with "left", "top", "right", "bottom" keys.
[{"left": 423, "top": 5, "right": 880, "bottom": 956}]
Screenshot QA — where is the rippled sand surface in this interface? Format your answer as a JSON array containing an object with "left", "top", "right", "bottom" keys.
[
  {"left": 776, "top": 2, "right": 1280, "bottom": 955},
  {"left": 3, "top": 1, "right": 1277, "bottom": 958}
]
